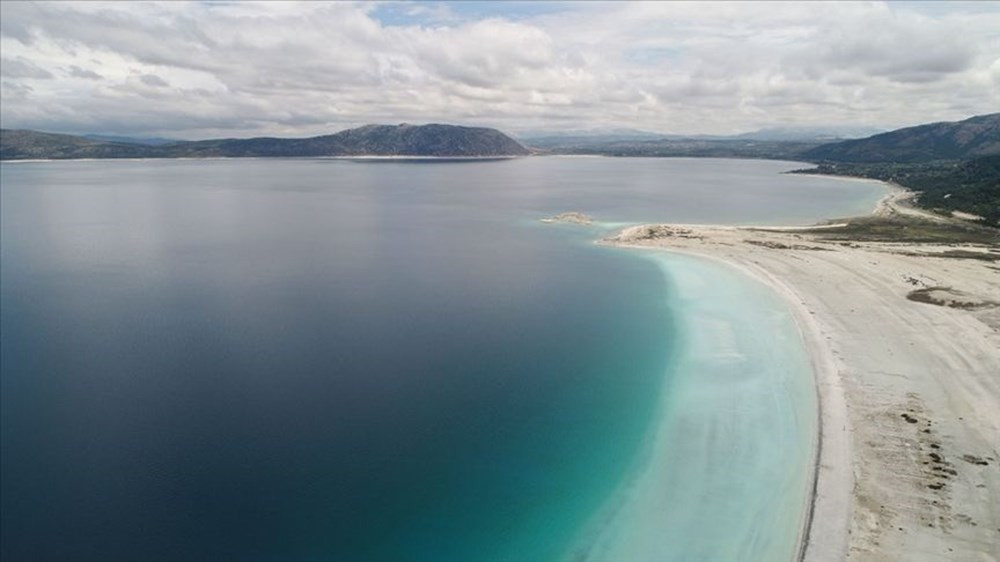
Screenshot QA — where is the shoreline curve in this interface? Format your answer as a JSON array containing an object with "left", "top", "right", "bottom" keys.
[{"left": 600, "top": 181, "right": 1000, "bottom": 560}]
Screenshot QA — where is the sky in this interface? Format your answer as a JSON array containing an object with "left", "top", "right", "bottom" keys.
[{"left": 1, "top": 1, "right": 998, "bottom": 139}]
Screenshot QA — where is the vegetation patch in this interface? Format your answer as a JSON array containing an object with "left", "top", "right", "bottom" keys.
[
  {"left": 894, "top": 249, "right": 999, "bottom": 262},
  {"left": 790, "top": 155, "right": 1000, "bottom": 227},
  {"left": 906, "top": 287, "right": 997, "bottom": 310},
  {"left": 618, "top": 225, "right": 703, "bottom": 241},
  {"left": 802, "top": 216, "right": 1000, "bottom": 245},
  {"left": 745, "top": 240, "right": 832, "bottom": 251}
]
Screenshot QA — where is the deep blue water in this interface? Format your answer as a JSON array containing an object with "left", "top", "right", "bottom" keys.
[{"left": 0, "top": 157, "right": 883, "bottom": 561}]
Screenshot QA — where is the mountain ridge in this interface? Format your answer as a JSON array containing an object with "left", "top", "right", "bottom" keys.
[
  {"left": 0, "top": 124, "right": 530, "bottom": 160},
  {"left": 793, "top": 114, "right": 1000, "bottom": 226},
  {"left": 803, "top": 113, "right": 1000, "bottom": 163}
]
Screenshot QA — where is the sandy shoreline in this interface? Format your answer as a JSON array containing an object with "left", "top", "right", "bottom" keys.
[{"left": 603, "top": 201, "right": 1000, "bottom": 560}]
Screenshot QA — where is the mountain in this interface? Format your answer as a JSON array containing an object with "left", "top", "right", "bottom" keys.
[
  {"left": 519, "top": 128, "right": 679, "bottom": 148},
  {"left": 0, "top": 129, "right": 156, "bottom": 160},
  {"left": 0, "top": 124, "right": 530, "bottom": 160},
  {"left": 803, "top": 113, "right": 1000, "bottom": 163},
  {"left": 522, "top": 125, "right": 882, "bottom": 150},
  {"left": 734, "top": 125, "right": 884, "bottom": 142},
  {"left": 792, "top": 114, "right": 1000, "bottom": 226},
  {"left": 169, "top": 124, "right": 529, "bottom": 158},
  {"left": 83, "top": 134, "right": 179, "bottom": 146},
  {"left": 522, "top": 125, "right": 885, "bottom": 153},
  {"left": 517, "top": 127, "right": 666, "bottom": 139},
  {"left": 527, "top": 137, "right": 822, "bottom": 159}
]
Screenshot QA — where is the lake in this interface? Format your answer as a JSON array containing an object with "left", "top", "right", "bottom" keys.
[{"left": 0, "top": 157, "right": 883, "bottom": 561}]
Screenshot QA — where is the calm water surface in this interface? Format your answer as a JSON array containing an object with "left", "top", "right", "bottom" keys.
[{"left": 1, "top": 157, "right": 882, "bottom": 561}]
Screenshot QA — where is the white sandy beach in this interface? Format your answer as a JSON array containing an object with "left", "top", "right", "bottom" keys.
[{"left": 605, "top": 203, "right": 1000, "bottom": 561}]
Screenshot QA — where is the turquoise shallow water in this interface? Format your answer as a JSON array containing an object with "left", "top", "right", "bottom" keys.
[
  {"left": 1, "top": 157, "right": 878, "bottom": 561},
  {"left": 570, "top": 253, "right": 817, "bottom": 561}
]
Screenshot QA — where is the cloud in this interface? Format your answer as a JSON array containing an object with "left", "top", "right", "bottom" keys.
[
  {"left": 139, "top": 73, "right": 169, "bottom": 87},
  {"left": 2, "top": 81, "right": 34, "bottom": 100},
  {"left": 788, "top": 6, "right": 977, "bottom": 84},
  {"left": 66, "top": 65, "right": 103, "bottom": 80},
  {"left": 1, "top": 56, "right": 54, "bottom": 79},
  {"left": 0, "top": 1, "right": 997, "bottom": 138}
]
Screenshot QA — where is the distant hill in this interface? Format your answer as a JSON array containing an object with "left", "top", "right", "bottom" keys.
[
  {"left": 0, "top": 124, "right": 530, "bottom": 160},
  {"left": 735, "top": 125, "right": 884, "bottom": 142},
  {"left": 519, "top": 128, "right": 678, "bottom": 148},
  {"left": 522, "top": 124, "right": 882, "bottom": 150},
  {"left": 522, "top": 126, "right": 884, "bottom": 155},
  {"left": 169, "top": 124, "right": 529, "bottom": 158},
  {"left": 83, "top": 134, "right": 179, "bottom": 146},
  {"left": 333, "top": 123, "right": 527, "bottom": 156},
  {"left": 527, "top": 137, "right": 822, "bottom": 160},
  {"left": 0, "top": 129, "right": 156, "bottom": 160},
  {"left": 792, "top": 113, "right": 1000, "bottom": 226},
  {"left": 803, "top": 113, "right": 1000, "bottom": 163}
]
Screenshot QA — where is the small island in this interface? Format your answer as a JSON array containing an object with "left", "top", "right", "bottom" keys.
[{"left": 540, "top": 212, "right": 595, "bottom": 225}]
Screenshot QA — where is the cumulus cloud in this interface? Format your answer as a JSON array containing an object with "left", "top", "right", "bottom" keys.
[
  {"left": 788, "top": 7, "right": 977, "bottom": 84},
  {"left": 0, "top": 1, "right": 997, "bottom": 138}
]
